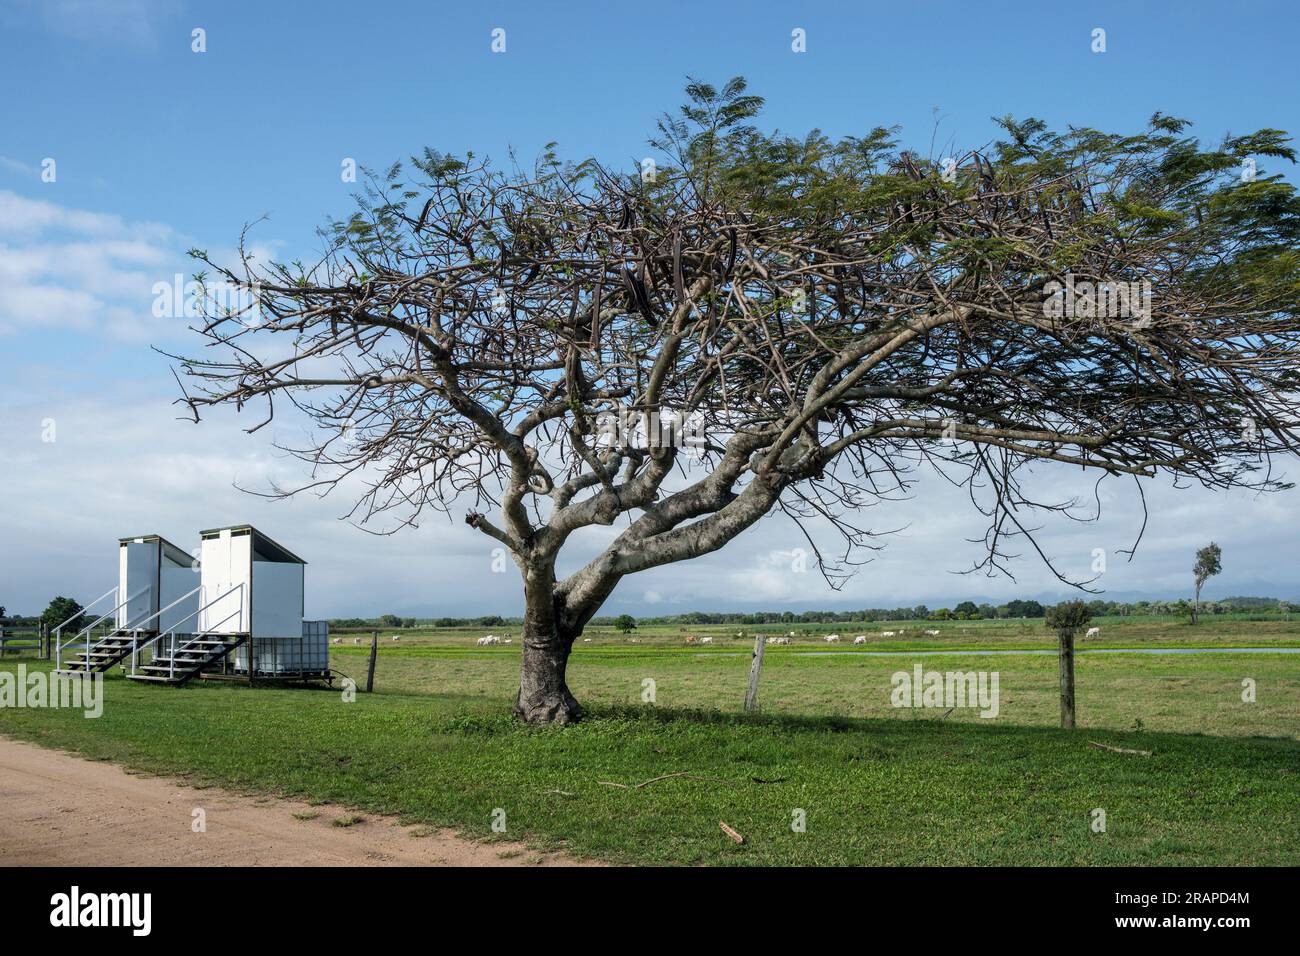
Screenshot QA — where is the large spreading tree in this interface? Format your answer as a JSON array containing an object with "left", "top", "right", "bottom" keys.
[{"left": 169, "top": 78, "right": 1300, "bottom": 723}]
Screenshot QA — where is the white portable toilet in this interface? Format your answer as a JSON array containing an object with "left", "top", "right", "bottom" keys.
[
  {"left": 116, "top": 535, "right": 200, "bottom": 634},
  {"left": 198, "top": 524, "right": 327, "bottom": 676}
]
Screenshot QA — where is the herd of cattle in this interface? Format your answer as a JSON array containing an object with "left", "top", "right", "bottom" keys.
[{"left": 330, "top": 625, "right": 1103, "bottom": 649}]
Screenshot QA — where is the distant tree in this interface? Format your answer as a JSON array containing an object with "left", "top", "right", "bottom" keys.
[
  {"left": 614, "top": 614, "right": 637, "bottom": 634},
  {"left": 1045, "top": 600, "right": 1092, "bottom": 729},
  {"left": 1191, "top": 542, "right": 1222, "bottom": 624},
  {"left": 41, "top": 596, "right": 85, "bottom": 636},
  {"left": 1006, "top": 599, "right": 1046, "bottom": 618},
  {"left": 954, "top": 601, "right": 979, "bottom": 618},
  {"left": 379, "top": 614, "right": 402, "bottom": 628}
]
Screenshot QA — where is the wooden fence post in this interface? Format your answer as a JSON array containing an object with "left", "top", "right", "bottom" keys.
[
  {"left": 1059, "top": 628, "right": 1076, "bottom": 729},
  {"left": 744, "top": 633, "right": 765, "bottom": 713},
  {"left": 366, "top": 630, "right": 378, "bottom": 693}
]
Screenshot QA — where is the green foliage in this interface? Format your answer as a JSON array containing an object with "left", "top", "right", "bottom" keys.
[
  {"left": 1045, "top": 600, "right": 1092, "bottom": 635},
  {"left": 1194, "top": 543, "right": 1223, "bottom": 584},
  {"left": 613, "top": 614, "right": 637, "bottom": 635},
  {"left": 40, "top": 596, "right": 84, "bottom": 635}
]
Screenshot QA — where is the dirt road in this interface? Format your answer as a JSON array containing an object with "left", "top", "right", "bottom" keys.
[{"left": 0, "top": 736, "right": 594, "bottom": 866}]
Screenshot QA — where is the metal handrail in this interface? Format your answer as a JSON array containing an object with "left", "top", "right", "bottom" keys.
[
  {"left": 51, "top": 586, "right": 117, "bottom": 637},
  {"left": 55, "top": 586, "right": 150, "bottom": 671},
  {"left": 117, "top": 584, "right": 203, "bottom": 637},
  {"left": 130, "top": 584, "right": 244, "bottom": 678}
]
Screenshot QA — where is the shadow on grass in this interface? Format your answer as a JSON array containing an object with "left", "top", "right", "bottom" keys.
[{"left": 432, "top": 700, "right": 1300, "bottom": 759}]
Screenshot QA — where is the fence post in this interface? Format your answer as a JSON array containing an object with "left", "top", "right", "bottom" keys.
[
  {"left": 744, "top": 633, "right": 765, "bottom": 713},
  {"left": 366, "top": 630, "right": 378, "bottom": 693},
  {"left": 1059, "top": 628, "right": 1076, "bottom": 729}
]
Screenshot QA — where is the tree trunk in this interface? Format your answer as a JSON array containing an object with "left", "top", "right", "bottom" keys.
[
  {"left": 515, "top": 639, "right": 580, "bottom": 724},
  {"left": 513, "top": 569, "right": 581, "bottom": 725},
  {"left": 1192, "top": 582, "right": 1201, "bottom": 625}
]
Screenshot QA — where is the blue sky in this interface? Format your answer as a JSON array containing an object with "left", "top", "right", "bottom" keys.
[{"left": 3, "top": 0, "right": 1299, "bottom": 617}]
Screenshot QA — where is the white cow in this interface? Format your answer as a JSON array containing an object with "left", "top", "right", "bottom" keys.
[
  {"left": 766, "top": 636, "right": 778, "bottom": 645},
  {"left": 331, "top": 638, "right": 341, "bottom": 645},
  {"left": 391, "top": 635, "right": 400, "bottom": 642},
  {"left": 880, "top": 630, "right": 896, "bottom": 637},
  {"left": 824, "top": 634, "right": 841, "bottom": 643},
  {"left": 1085, "top": 627, "right": 1101, "bottom": 639},
  {"left": 925, "top": 629, "right": 941, "bottom": 636},
  {"left": 775, "top": 637, "right": 791, "bottom": 645},
  {"left": 583, "top": 638, "right": 592, "bottom": 642},
  {"left": 853, "top": 635, "right": 868, "bottom": 645},
  {"left": 353, "top": 637, "right": 361, "bottom": 644},
  {"left": 700, "top": 636, "right": 714, "bottom": 644},
  {"left": 476, "top": 635, "right": 501, "bottom": 646}
]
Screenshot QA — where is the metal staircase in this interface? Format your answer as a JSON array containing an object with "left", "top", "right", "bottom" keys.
[
  {"left": 57, "top": 630, "right": 146, "bottom": 674},
  {"left": 53, "top": 586, "right": 151, "bottom": 676},
  {"left": 126, "top": 633, "right": 247, "bottom": 685},
  {"left": 124, "top": 583, "right": 247, "bottom": 686}
]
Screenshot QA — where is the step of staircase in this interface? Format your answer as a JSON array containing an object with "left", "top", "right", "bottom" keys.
[{"left": 125, "top": 634, "right": 246, "bottom": 686}]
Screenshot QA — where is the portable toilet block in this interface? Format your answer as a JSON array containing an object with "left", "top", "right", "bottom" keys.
[
  {"left": 116, "top": 534, "right": 200, "bottom": 634},
  {"left": 198, "top": 524, "right": 327, "bottom": 675}
]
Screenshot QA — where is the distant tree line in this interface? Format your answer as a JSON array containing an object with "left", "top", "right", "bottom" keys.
[{"left": 320, "top": 595, "right": 1291, "bottom": 630}]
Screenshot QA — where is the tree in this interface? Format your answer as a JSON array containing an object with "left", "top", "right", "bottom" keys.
[
  {"left": 1191, "top": 542, "right": 1222, "bottom": 624},
  {"left": 41, "top": 596, "right": 84, "bottom": 636},
  {"left": 169, "top": 78, "right": 1300, "bottom": 723},
  {"left": 614, "top": 614, "right": 637, "bottom": 635},
  {"left": 379, "top": 614, "right": 402, "bottom": 628},
  {"left": 1045, "top": 600, "right": 1092, "bottom": 728}
]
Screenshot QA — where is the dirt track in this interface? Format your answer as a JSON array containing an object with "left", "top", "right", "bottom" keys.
[{"left": 0, "top": 736, "right": 594, "bottom": 866}]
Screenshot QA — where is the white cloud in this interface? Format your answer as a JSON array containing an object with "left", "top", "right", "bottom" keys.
[{"left": 0, "top": 190, "right": 192, "bottom": 341}]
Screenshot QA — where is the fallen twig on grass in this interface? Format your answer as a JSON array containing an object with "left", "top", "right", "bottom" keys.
[
  {"left": 541, "top": 788, "right": 576, "bottom": 797},
  {"left": 719, "top": 821, "right": 744, "bottom": 844},
  {"left": 596, "top": 771, "right": 737, "bottom": 789},
  {"left": 1089, "top": 741, "right": 1152, "bottom": 757}
]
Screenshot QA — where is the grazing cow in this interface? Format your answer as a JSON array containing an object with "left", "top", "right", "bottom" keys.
[
  {"left": 391, "top": 635, "right": 400, "bottom": 642},
  {"left": 700, "top": 636, "right": 714, "bottom": 644},
  {"left": 504, "top": 638, "right": 512, "bottom": 644},
  {"left": 880, "top": 630, "right": 896, "bottom": 637},
  {"left": 774, "top": 637, "right": 791, "bottom": 645},
  {"left": 1085, "top": 627, "right": 1100, "bottom": 639},
  {"left": 766, "top": 636, "right": 778, "bottom": 645},
  {"left": 925, "top": 629, "right": 941, "bottom": 636},
  {"left": 331, "top": 638, "right": 341, "bottom": 645},
  {"left": 476, "top": 635, "right": 502, "bottom": 646},
  {"left": 824, "top": 634, "right": 841, "bottom": 643},
  {"left": 853, "top": 635, "right": 868, "bottom": 645},
  {"left": 583, "top": 638, "right": 592, "bottom": 642},
  {"left": 353, "top": 637, "right": 361, "bottom": 644},
  {"left": 685, "top": 636, "right": 697, "bottom": 644}
]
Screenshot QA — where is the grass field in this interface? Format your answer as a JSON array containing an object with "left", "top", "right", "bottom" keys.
[{"left": 1, "top": 615, "right": 1296, "bottom": 866}]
